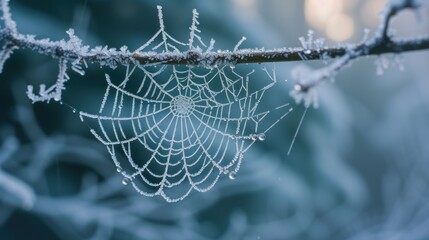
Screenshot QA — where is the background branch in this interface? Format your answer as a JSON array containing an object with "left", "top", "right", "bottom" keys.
[{"left": 290, "top": 0, "right": 428, "bottom": 107}]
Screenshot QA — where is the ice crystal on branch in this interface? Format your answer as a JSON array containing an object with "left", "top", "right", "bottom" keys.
[
  {"left": 290, "top": 65, "right": 320, "bottom": 108},
  {"left": 299, "top": 30, "right": 325, "bottom": 50},
  {"left": 27, "top": 59, "right": 69, "bottom": 103}
]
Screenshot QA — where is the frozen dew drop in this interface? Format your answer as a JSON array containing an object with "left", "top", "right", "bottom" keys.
[
  {"left": 72, "top": 109, "right": 76, "bottom": 113},
  {"left": 54, "top": 95, "right": 61, "bottom": 102},
  {"left": 229, "top": 171, "right": 237, "bottom": 180},
  {"left": 304, "top": 49, "right": 311, "bottom": 54},
  {"left": 258, "top": 133, "right": 266, "bottom": 141},
  {"left": 251, "top": 134, "right": 257, "bottom": 141},
  {"left": 116, "top": 167, "right": 122, "bottom": 173},
  {"left": 122, "top": 177, "right": 130, "bottom": 185}
]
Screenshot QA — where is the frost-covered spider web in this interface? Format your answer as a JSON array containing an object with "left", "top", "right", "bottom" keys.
[{"left": 78, "top": 6, "right": 292, "bottom": 202}]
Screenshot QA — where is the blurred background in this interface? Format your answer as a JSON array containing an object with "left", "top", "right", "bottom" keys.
[{"left": 1, "top": 0, "right": 429, "bottom": 239}]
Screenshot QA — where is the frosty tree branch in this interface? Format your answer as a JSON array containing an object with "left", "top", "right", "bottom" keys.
[
  {"left": 0, "top": 0, "right": 428, "bottom": 105},
  {"left": 0, "top": 18, "right": 428, "bottom": 67},
  {"left": 0, "top": 0, "right": 428, "bottom": 67}
]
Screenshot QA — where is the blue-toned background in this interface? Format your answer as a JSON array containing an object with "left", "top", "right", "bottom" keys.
[{"left": 1, "top": 0, "right": 429, "bottom": 239}]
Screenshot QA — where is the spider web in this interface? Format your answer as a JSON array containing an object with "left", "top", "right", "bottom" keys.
[{"left": 78, "top": 6, "right": 292, "bottom": 202}]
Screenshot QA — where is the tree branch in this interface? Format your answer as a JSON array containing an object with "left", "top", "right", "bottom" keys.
[
  {"left": 0, "top": 0, "right": 428, "bottom": 69},
  {"left": 1, "top": 27, "right": 429, "bottom": 68},
  {"left": 0, "top": 0, "right": 428, "bottom": 106}
]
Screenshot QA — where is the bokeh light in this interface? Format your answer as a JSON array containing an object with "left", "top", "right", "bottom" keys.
[
  {"left": 305, "top": 0, "right": 343, "bottom": 30},
  {"left": 305, "top": 0, "right": 356, "bottom": 42},
  {"left": 361, "top": 0, "right": 387, "bottom": 27},
  {"left": 325, "top": 13, "right": 355, "bottom": 42}
]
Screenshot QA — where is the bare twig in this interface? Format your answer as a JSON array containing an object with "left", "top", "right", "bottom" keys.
[{"left": 290, "top": 0, "right": 428, "bottom": 107}]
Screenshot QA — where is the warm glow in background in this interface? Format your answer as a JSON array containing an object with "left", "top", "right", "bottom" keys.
[{"left": 305, "top": 0, "right": 387, "bottom": 42}]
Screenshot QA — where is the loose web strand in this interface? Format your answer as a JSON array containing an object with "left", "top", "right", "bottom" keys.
[{"left": 287, "top": 106, "right": 308, "bottom": 156}]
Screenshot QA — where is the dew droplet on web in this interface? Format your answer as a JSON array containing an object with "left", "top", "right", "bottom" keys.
[
  {"left": 122, "top": 178, "right": 130, "bottom": 185},
  {"left": 229, "top": 171, "right": 237, "bottom": 180}
]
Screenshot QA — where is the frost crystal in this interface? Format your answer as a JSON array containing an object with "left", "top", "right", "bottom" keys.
[
  {"left": 299, "top": 30, "right": 325, "bottom": 50},
  {"left": 374, "top": 56, "right": 390, "bottom": 75}
]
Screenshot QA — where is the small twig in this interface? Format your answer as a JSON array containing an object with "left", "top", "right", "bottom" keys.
[
  {"left": 379, "top": 0, "right": 420, "bottom": 42},
  {"left": 290, "top": 0, "right": 428, "bottom": 107},
  {"left": 0, "top": 0, "right": 17, "bottom": 33}
]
